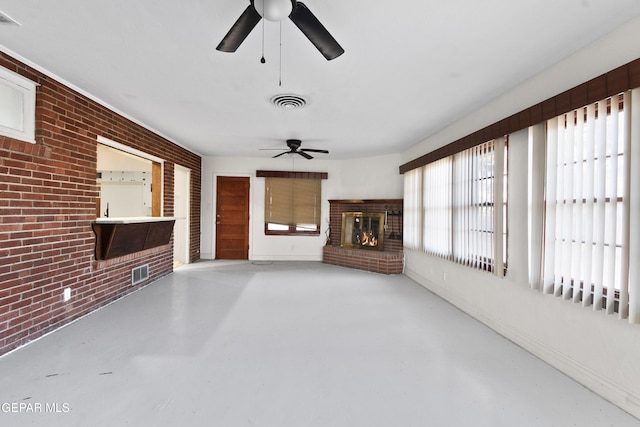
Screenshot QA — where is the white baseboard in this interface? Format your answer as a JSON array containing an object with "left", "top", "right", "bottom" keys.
[{"left": 251, "top": 254, "right": 323, "bottom": 262}]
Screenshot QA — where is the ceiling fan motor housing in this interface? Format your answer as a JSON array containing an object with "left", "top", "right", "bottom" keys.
[
  {"left": 287, "top": 139, "right": 302, "bottom": 150},
  {"left": 269, "top": 139, "right": 328, "bottom": 159},
  {"left": 252, "top": 0, "right": 296, "bottom": 21}
]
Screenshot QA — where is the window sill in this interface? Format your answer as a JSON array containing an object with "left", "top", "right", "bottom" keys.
[
  {"left": 95, "top": 216, "right": 176, "bottom": 224},
  {"left": 265, "top": 231, "right": 321, "bottom": 236}
]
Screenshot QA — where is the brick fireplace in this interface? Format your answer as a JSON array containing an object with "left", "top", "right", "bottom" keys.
[{"left": 323, "top": 199, "right": 403, "bottom": 274}]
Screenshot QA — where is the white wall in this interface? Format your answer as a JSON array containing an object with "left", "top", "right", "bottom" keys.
[
  {"left": 401, "top": 15, "right": 640, "bottom": 166},
  {"left": 338, "top": 154, "right": 403, "bottom": 200},
  {"left": 99, "top": 182, "right": 145, "bottom": 217},
  {"left": 97, "top": 143, "right": 153, "bottom": 172},
  {"left": 200, "top": 153, "right": 403, "bottom": 260},
  {"left": 401, "top": 16, "right": 640, "bottom": 419}
]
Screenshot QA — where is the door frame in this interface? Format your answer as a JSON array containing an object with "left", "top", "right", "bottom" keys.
[
  {"left": 174, "top": 164, "right": 191, "bottom": 266},
  {"left": 213, "top": 173, "right": 253, "bottom": 260}
]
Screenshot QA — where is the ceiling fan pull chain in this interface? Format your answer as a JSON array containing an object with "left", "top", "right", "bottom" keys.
[
  {"left": 260, "top": 0, "right": 266, "bottom": 63},
  {"left": 279, "top": 21, "right": 283, "bottom": 86}
]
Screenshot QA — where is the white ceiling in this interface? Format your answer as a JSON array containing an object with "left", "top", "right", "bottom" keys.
[{"left": 1, "top": 1, "right": 640, "bottom": 159}]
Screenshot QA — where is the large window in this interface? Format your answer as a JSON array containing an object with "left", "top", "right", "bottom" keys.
[
  {"left": 0, "top": 66, "right": 36, "bottom": 143},
  {"left": 264, "top": 177, "right": 322, "bottom": 235},
  {"left": 454, "top": 139, "right": 507, "bottom": 273},
  {"left": 542, "top": 93, "right": 630, "bottom": 314},
  {"left": 403, "top": 138, "right": 507, "bottom": 275}
]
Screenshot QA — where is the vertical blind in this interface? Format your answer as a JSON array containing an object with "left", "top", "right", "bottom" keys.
[
  {"left": 423, "top": 157, "right": 452, "bottom": 257},
  {"left": 452, "top": 140, "right": 505, "bottom": 272},
  {"left": 403, "top": 138, "right": 507, "bottom": 275},
  {"left": 542, "top": 93, "right": 630, "bottom": 315},
  {"left": 264, "top": 177, "right": 321, "bottom": 227},
  {"left": 403, "top": 168, "right": 422, "bottom": 250}
]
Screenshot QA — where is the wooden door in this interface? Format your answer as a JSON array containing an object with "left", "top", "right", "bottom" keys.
[{"left": 216, "top": 176, "right": 250, "bottom": 259}]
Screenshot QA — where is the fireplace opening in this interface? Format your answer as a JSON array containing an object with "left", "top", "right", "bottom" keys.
[{"left": 340, "top": 212, "right": 385, "bottom": 251}]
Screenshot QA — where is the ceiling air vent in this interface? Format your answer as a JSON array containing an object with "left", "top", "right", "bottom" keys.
[
  {"left": 0, "top": 11, "right": 20, "bottom": 26},
  {"left": 270, "top": 94, "right": 308, "bottom": 110}
]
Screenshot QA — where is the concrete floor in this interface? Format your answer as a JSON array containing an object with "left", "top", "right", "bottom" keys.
[{"left": 0, "top": 261, "right": 638, "bottom": 426}]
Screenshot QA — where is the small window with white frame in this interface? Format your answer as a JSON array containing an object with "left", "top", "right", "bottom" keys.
[{"left": 0, "top": 66, "right": 37, "bottom": 144}]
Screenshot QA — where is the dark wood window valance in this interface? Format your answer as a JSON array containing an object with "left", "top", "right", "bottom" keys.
[
  {"left": 399, "top": 57, "right": 640, "bottom": 174},
  {"left": 256, "top": 170, "right": 328, "bottom": 179}
]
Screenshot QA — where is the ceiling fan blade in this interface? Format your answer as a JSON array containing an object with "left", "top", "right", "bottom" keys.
[
  {"left": 216, "top": 5, "right": 262, "bottom": 52},
  {"left": 273, "top": 151, "right": 290, "bottom": 158},
  {"left": 297, "top": 151, "right": 314, "bottom": 159},
  {"left": 301, "top": 148, "right": 329, "bottom": 154},
  {"left": 289, "top": 2, "right": 344, "bottom": 60}
]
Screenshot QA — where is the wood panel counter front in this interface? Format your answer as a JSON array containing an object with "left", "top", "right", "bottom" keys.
[{"left": 92, "top": 217, "right": 176, "bottom": 260}]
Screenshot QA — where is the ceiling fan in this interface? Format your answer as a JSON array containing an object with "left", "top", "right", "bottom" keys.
[
  {"left": 216, "top": 0, "right": 344, "bottom": 60},
  {"left": 268, "top": 139, "right": 329, "bottom": 159}
]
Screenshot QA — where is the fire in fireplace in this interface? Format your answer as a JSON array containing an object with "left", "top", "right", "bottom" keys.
[{"left": 340, "top": 212, "right": 385, "bottom": 251}]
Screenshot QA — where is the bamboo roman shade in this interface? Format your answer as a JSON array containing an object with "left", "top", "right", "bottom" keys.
[{"left": 264, "top": 177, "right": 321, "bottom": 227}]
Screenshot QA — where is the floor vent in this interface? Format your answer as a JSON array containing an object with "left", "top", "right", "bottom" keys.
[{"left": 132, "top": 264, "right": 149, "bottom": 286}]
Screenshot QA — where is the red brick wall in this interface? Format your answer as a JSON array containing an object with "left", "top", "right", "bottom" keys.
[{"left": 0, "top": 52, "right": 201, "bottom": 356}]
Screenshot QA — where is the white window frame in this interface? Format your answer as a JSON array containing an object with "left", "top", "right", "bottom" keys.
[
  {"left": 97, "top": 135, "right": 165, "bottom": 216},
  {"left": 0, "top": 66, "right": 37, "bottom": 144}
]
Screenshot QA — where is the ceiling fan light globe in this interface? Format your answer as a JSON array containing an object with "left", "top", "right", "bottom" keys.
[{"left": 254, "top": 0, "right": 294, "bottom": 22}]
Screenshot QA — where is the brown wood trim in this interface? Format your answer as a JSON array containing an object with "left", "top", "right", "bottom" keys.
[
  {"left": 151, "top": 162, "right": 162, "bottom": 216},
  {"left": 399, "top": 57, "right": 640, "bottom": 174},
  {"left": 256, "top": 170, "right": 328, "bottom": 179}
]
